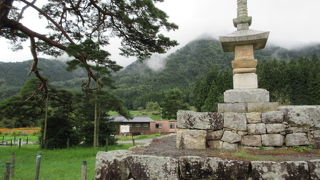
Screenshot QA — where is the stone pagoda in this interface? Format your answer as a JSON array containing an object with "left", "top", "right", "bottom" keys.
[{"left": 218, "top": 0, "right": 278, "bottom": 113}]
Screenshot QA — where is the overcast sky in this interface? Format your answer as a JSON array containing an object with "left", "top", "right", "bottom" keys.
[{"left": 1, "top": 0, "right": 320, "bottom": 66}]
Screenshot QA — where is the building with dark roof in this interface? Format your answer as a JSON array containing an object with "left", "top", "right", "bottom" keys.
[
  {"left": 110, "top": 116, "right": 155, "bottom": 135},
  {"left": 110, "top": 116, "right": 177, "bottom": 135}
]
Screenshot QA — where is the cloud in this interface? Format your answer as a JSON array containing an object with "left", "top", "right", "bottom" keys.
[{"left": 145, "top": 54, "right": 167, "bottom": 72}]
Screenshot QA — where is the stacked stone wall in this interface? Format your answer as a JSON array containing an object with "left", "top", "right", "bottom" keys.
[
  {"left": 176, "top": 106, "right": 320, "bottom": 150},
  {"left": 96, "top": 150, "right": 320, "bottom": 180}
]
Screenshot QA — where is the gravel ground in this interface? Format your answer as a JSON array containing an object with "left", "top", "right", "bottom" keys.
[
  {"left": 133, "top": 135, "right": 320, "bottom": 161},
  {"left": 117, "top": 138, "right": 153, "bottom": 144}
]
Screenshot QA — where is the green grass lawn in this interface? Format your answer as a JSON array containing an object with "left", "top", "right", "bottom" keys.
[
  {"left": 0, "top": 144, "right": 133, "bottom": 180},
  {"left": 116, "top": 134, "right": 163, "bottom": 141}
]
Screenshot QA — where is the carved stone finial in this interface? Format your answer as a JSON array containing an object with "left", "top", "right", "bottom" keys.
[
  {"left": 237, "top": 0, "right": 248, "bottom": 18},
  {"left": 233, "top": 0, "right": 252, "bottom": 30}
]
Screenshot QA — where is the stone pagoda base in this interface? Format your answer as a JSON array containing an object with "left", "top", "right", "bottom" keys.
[
  {"left": 218, "top": 88, "right": 279, "bottom": 113},
  {"left": 176, "top": 106, "right": 320, "bottom": 150}
]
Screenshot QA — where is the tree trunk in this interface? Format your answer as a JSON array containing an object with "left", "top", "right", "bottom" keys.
[
  {"left": 42, "top": 94, "right": 49, "bottom": 147},
  {"left": 93, "top": 92, "right": 99, "bottom": 147}
]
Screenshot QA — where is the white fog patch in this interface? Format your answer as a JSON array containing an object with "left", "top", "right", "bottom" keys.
[{"left": 145, "top": 54, "right": 167, "bottom": 72}]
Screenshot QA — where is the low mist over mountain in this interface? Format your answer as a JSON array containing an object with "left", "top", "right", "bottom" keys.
[
  {"left": 112, "top": 39, "right": 320, "bottom": 109},
  {"left": 1, "top": 39, "right": 320, "bottom": 105}
]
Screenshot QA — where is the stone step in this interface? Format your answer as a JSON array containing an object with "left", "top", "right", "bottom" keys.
[{"left": 218, "top": 102, "right": 279, "bottom": 113}]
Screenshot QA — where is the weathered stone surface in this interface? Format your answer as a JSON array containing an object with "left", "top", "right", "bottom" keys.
[
  {"left": 313, "top": 130, "right": 320, "bottom": 139},
  {"left": 247, "top": 102, "right": 279, "bottom": 112},
  {"left": 224, "top": 89, "right": 269, "bottom": 103},
  {"left": 207, "top": 140, "right": 223, "bottom": 149},
  {"left": 96, "top": 150, "right": 133, "bottom": 180},
  {"left": 176, "top": 129, "right": 206, "bottom": 149},
  {"left": 248, "top": 123, "right": 266, "bottom": 135},
  {"left": 279, "top": 106, "right": 320, "bottom": 128},
  {"left": 287, "top": 109, "right": 314, "bottom": 127},
  {"left": 241, "top": 135, "right": 262, "bottom": 147},
  {"left": 233, "top": 73, "right": 258, "bottom": 89},
  {"left": 308, "top": 159, "right": 320, "bottom": 180},
  {"left": 221, "top": 131, "right": 241, "bottom": 143},
  {"left": 246, "top": 112, "right": 262, "bottom": 123},
  {"left": 285, "top": 126, "right": 309, "bottom": 134},
  {"left": 218, "top": 103, "right": 246, "bottom": 113},
  {"left": 224, "top": 112, "right": 247, "bottom": 131},
  {"left": 207, "top": 130, "right": 224, "bottom": 141},
  {"left": 177, "top": 111, "right": 223, "bottom": 130},
  {"left": 96, "top": 151, "right": 179, "bottom": 180},
  {"left": 261, "top": 134, "right": 284, "bottom": 146},
  {"left": 285, "top": 133, "right": 309, "bottom": 146},
  {"left": 124, "top": 155, "right": 178, "bottom": 180},
  {"left": 222, "top": 142, "right": 239, "bottom": 150},
  {"left": 251, "top": 161, "right": 309, "bottom": 180},
  {"left": 179, "top": 156, "right": 250, "bottom": 180},
  {"left": 262, "top": 111, "right": 284, "bottom": 123},
  {"left": 266, "top": 124, "right": 285, "bottom": 134}
]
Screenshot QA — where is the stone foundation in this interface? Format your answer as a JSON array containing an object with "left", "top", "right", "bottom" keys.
[
  {"left": 177, "top": 106, "right": 320, "bottom": 150},
  {"left": 95, "top": 150, "right": 320, "bottom": 180}
]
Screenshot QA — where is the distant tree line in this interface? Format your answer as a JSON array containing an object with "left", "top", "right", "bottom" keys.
[{"left": 193, "top": 56, "right": 320, "bottom": 111}]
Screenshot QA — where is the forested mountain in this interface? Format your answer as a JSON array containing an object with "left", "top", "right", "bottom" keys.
[
  {"left": 0, "top": 59, "right": 86, "bottom": 100},
  {"left": 112, "top": 38, "right": 320, "bottom": 109},
  {"left": 1, "top": 39, "right": 320, "bottom": 108}
]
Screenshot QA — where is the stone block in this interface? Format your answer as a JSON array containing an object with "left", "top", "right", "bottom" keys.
[
  {"left": 248, "top": 123, "right": 266, "bottom": 135},
  {"left": 221, "top": 131, "right": 241, "bottom": 143},
  {"left": 279, "top": 106, "right": 320, "bottom": 128},
  {"left": 247, "top": 102, "right": 279, "bottom": 112},
  {"left": 251, "top": 161, "right": 309, "bottom": 180},
  {"left": 125, "top": 155, "right": 179, "bottom": 180},
  {"left": 207, "top": 140, "right": 223, "bottom": 149},
  {"left": 285, "top": 133, "right": 309, "bottom": 146},
  {"left": 246, "top": 112, "right": 262, "bottom": 123},
  {"left": 285, "top": 126, "right": 309, "bottom": 134},
  {"left": 261, "top": 134, "right": 284, "bottom": 147},
  {"left": 266, "top": 124, "right": 285, "bottom": 134},
  {"left": 224, "top": 89, "right": 269, "bottom": 103},
  {"left": 241, "top": 135, "right": 262, "bottom": 147},
  {"left": 96, "top": 151, "right": 179, "bottom": 180},
  {"left": 176, "top": 129, "right": 206, "bottom": 149},
  {"left": 222, "top": 142, "right": 239, "bottom": 150},
  {"left": 179, "top": 156, "right": 250, "bottom": 180},
  {"left": 206, "top": 130, "right": 224, "bottom": 141},
  {"left": 233, "top": 73, "right": 258, "bottom": 89},
  {"left": 177, "top": 110, "right": 223, "bottom": 130},
  {"left": 308, "top": 159, "right": 320, "bottom": 180},
  {"left": 262, "top": 111, "right": 284, "bottom": 123},
  {"left": 218, "top": 103, "right": 246, "bottom": 113},
  {"left": 287, "top": 109, "right": 314, "bottom": 127},
  {"left": 224, "top": 112, "right": 247, "bottom": 131}
]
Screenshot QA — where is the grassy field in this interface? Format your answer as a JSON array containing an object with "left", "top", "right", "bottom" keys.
[
  {"left": 0, "top": 135, "right": 39, "bottom": 145},
  {"left": 0, "top": 144, "right": 133, "bottom": 180},
  {"left": 116, "top": 134, "right": 163, "bottom": 141}
]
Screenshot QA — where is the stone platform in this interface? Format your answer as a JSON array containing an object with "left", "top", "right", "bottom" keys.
[
  {"left": 176, "top": 106, "right": 320, "bottom": 150},
  {"left": 95, "top": 135, "right": 320, "bottom": 180}
]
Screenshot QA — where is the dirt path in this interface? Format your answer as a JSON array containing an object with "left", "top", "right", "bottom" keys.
[{"left": 133, "top": 135, "right": 320, "bottom": 161}]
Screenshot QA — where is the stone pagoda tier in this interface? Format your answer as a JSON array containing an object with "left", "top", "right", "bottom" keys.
[{"left": 218, "top": 0, "right": 277, "bottom": 113}]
